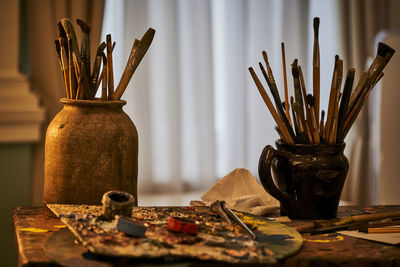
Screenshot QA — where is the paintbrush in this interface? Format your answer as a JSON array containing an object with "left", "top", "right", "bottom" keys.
[
  {"left": 95, "top": 42, "right": 116, "bottom": 93},
  {"left": 106, "top": 34, "right": 115, "bottom": 99},
  {"left": 347, "top": 72, "right": 368, "bottom": 114},
  {"left": 313, "top": 17, "right": 320, "bottom": 123},
  {"left": 337, "top": 68, "right": 355, "bottom": 142},
  {"left": 307, "top": 94, "right": 320, "bottom": 144},
  {"left": 304, "top": 218, "right": 400, "bottom": 235},
  {"left": 249, "top": 67, "right": 294, "bottom": 144},
  {"left": 56, "top": 23, "right": 70, "bottom": 98},
  {"left": 114, "top": 28, "right": 156, "bottom": 100},
  {"left": 292, "top": 102, "right": 307, "bottom": 143},
  {"left": 76, "top": 19, "right": 91, "bottom": 92},
  {"left": 291, "top": 60, "right": 306, "bottom": 125},
  {"left": 290, "top": 96, "right": 300, "bottom": 137},
  {"left": 78, "top": 60, "right": 93, "bottom": 99},
  {"left": 325, "top": 55, "right": 339, "bottom": 140},
  {"left": 367, "top": 42, "right": 395, "bottom": 83},
  {"left": 298, "top": 65, "right": 315, "bottom": 142},
  {"left": 347, "top": 43, "right": 395, "bottom": 117},
  {"left": 259, "top": 60, "right": 296, "bottom": 142},
  {"left": 68, "top": 38, "right": 77, "bottom": 99},
  {"left": 342, "top": 72, "right": 384, "bottom": 138},
  {"left": 329, "top": 58, "right": 343, "bottom": 144},
  {"left": 54, "top": 40, "right": 70, "bottom": 98},
  {"left": 91, "top": 42, "right": 106, "bottom": 95},
  {"left": 61, "top": 18, "right": 81, "bottom": 77},
  {"left": 281, "top": 43, "right": 291, "bottom": 125}
]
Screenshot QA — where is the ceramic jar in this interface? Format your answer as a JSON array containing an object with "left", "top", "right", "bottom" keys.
[
  {"left": 258, "top": 140, "right": 348, "bottom": 219},
  {"left": 44, "top": 98, "right": 138, "bottom": 205}
]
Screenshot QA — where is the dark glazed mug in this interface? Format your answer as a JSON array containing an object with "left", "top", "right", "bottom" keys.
[{"left": 258, "top": 140, "right": 349, "bottom": 219}]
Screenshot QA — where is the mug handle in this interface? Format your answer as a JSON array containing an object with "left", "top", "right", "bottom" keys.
[{"left": 258, "top": 145, "right": 295, "bottom": 206}]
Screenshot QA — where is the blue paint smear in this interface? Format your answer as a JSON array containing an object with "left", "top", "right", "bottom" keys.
[{"left": 256, "top": 234, "right": 294, "bottom": 245}]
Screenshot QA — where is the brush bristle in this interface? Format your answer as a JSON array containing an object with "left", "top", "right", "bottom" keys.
[
  {"left": 76, "top": 19, "right": 91, "bottom": 33},
  {"left": 54, "top": 40, "right": 61, "bottom": 54},
  {"left": 102, "top": 52, "right": 107, "bottom": 64},
  {"left": 96, "top": 42, "right": 106, "bottom": 55},
  {"left": 307, "top": 94, "right": 314, "bottom": 106},
  {"left": 313, "top": 17, "right": 319, "bottom": 38},
  {"left": 377, "top": 42, "right": 395, "bottom": 57},
  {"left": 291, "top": 59, "right": 299, "bottom": 77},
  {"left": 262, "top": 51, "right": 269, "bottom": 64},
  {"left": 57, "top": 22, "right": 67, "bottom": 39}
]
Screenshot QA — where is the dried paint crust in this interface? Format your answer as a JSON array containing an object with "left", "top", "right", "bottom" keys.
[{"left": 47, "top": 204, "right": 302, "bottom": 264}]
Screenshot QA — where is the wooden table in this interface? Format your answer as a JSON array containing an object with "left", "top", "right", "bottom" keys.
[{"left": 13, "top": 206, "right": 400, "bottom": 266}]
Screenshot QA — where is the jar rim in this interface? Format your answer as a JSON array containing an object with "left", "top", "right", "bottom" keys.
[
  {"left": 275, "top": 139, "right": 346, "bottom": 154},
  {"left": 60, "top": 98, "right": 126, "bottom": 107}
]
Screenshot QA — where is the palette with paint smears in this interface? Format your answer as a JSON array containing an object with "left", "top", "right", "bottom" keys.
[{"left": 47, "top": 204, "right": 302, "bottom": 264}]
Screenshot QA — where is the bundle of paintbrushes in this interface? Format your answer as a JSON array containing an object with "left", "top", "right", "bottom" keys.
[
  {"left": 249, "top": 17, "right": 395, "bottom": 145},
  {"left": 54, "top": 18, "right": 155, "bottom": 101}
]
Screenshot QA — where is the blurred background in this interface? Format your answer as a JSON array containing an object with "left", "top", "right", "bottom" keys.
[{"left": 1, "top": 0, "right": 400, "bottom": 265}]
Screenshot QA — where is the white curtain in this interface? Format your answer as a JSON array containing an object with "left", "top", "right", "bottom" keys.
[{"left": 102, "top": 0, "right": 344, "bottom": 194}]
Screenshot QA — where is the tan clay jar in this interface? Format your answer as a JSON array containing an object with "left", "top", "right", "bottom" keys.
[{"left": 44, "top": 98, "right": 138, "bottom": 205}]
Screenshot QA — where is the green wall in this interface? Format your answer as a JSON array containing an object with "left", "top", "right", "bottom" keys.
[{"left": 0, "top": 144, "right": 32, "bottom": 267}]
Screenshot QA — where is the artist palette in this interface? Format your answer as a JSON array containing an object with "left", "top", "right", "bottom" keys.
[{"left": 47, "top": 204, "right": 302, "bottom": 264}]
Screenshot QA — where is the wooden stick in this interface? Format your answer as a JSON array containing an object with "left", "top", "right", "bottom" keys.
[
  {"left": 313, "top": 17, "right": 320, "bottom": 123},
  {"left": 106, "top": 34, "right": 115, "bottom": 99},
  {"left": 368, "top": 227, "right": 400, "bottom": 233},
  {"left": 337, "top": 68, "right": 355, "bottom": 142},
  {"left": 249, "top": 67, "right": 294, "bottom": 144},
  {"left": 281, "top": 43, "right": 291, "bottom": 125},
  {"left": 335, "top": 210, "right": 400, "bottom": 226},
  {"left": 101, "top": 53, "right": 108, "bottom": 101},
  {"left": 259, "top": 61, "right": 296, "bottom": 142},
  {"left": 114, "top": 28, "right": 156, "bottom": 100}
]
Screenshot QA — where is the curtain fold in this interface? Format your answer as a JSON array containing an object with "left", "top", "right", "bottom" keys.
[
  {"left": 26, "top": 0, "right": 105, "bottom": 205},
  {"left": 338, "top": 0, "right": 394, "bottom": 204},
  {"left": 105, "top": 0, "right": 347, "bottom": 195}
]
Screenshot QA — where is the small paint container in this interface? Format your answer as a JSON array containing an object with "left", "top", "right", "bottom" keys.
[{"left": 102, "top": 190, "right": 135, "bottom": 220}]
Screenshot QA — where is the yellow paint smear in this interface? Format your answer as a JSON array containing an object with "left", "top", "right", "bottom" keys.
[
  {"left": 54, "top": 225, "right": 67, "bottom": 228},
  {"left": 304, "top": 234, "right": 344, "bottom": 243},
  {"left": 19, "top": 228, "right": 49, "bottom": 233}
]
